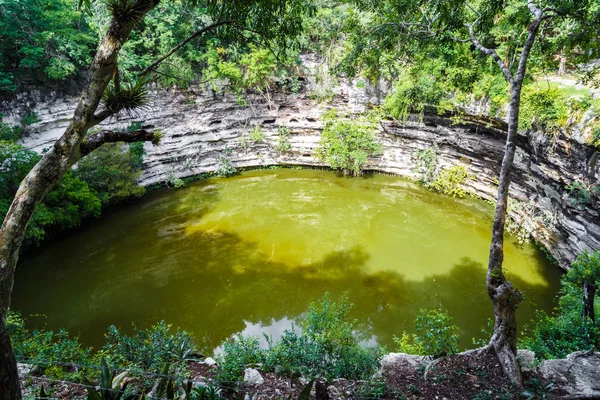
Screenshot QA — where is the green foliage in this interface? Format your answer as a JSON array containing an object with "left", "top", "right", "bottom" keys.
[
  {"left": 20, "top": 112, "right": 40, "bottom": 126},
  {"left": 75, "top": 142, "right": 146, "bottom": 204},
  {"left": 0, "top": 117, "right": 22, "bottom": 142},
  {"left": 565, "top": 181, "right": 598, "bottom": 210},
  {"left": 0, "top": 0, "right": 95, "bottom": 91},
  {"left": 216, "top": 293, "right": 382, "bottom": 382},
  {"left": 519, "top": 86, "right": 568, "bottom": 133},
  {"left": 394, "top": 309, "right": 459, "bottom": 358},
  {"left": 384, "top": 71, "right": 446, "bottom": 121},
  {"left": 521, "top": 378, "right": 556, "bottom": 400},
  {"left": 411, "top": 145, "right": 469, "bottom": 197},
  {"left": 567, "top": 251, "right": 600, "bottom": 289},
  {"left": 0, "top": 141, "right": 101, "bottom": 244},
  {"left": 99, "top": 321, "right": 196, "bottom": 374},
  {"left": 411, "top": 145, "right": 439, "bottom": 185},
  {"left": 86, "top": 358, "right": 131, "bottom": 400},
  {"left": 315, "top": 109, "right": 382, "bottom": 176},
  {"left": 215, "top": 146, "right": 237, "bottom": 177},
  {"left": 249, "top": 125, "right": 265, "bottom": 143},
  {"left": 216, "top": 335, "right": 263, "bottom": 383},
  {"left": 6, "top": 311, "right": 93, "bottom": 382},
  {"left": 191, "top": 384, "right": 224, "bottom": 400},
  {"left": 274, "top": 126, "right": 292, "bottom": 153},
  {"left": 102, "top": 77, "right": 152, "bottom": 116},
  {"left": 520, "top": 252, "right": 600, "bottom": 359},
  {"left": 430, "top": 164, "right": 469, "bottom": 198}
]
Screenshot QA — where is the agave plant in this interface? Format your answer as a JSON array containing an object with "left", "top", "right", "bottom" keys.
[{"left": 86, "top": 358, "right": 134, "bottom": 400}]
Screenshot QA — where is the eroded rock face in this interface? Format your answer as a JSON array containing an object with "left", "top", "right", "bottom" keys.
[
  {"left": 537, "top": 351, "right": 600, "bottom": 397},
  {"left": 1, "top": 69, "right": 599, "bottom": 269}
]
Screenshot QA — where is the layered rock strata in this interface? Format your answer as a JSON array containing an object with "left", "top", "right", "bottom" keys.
[{"left": 1, "top": 77, "right": 598, "bottom": 269}]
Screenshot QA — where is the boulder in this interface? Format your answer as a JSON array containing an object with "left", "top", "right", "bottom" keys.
[
  {"left": 517, "top": 349, "right": 536, "bottom": 372},
  {"left": 537, "top": 350, "right": 600, "bottom": 397},
  {"left": 243, "top": 368, "right": 264, "bottom": 385},
  {"left": 203, "top": 357, "right": 218, "bottom": 367}
]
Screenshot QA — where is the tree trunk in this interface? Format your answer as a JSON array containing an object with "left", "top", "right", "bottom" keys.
[
  {"left": 0, "top": 317, "right": 20, "bottom": 400},
  {"left": 558, "top": 49, "right": 567, "bottom": 76},
  {"left": 0, "top": 2, "right": 158, "bottom": 398},
  {"left": 583, "top": 281, "right": 596, "bottom": 322},
  {"left": 485, "top": 83, "right": 524, "bottom": 387}
]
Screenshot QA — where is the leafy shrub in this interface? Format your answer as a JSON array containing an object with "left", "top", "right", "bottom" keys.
[
  {"left": 274, "top": 126, "right": 292, "bottom": 153},
  {"left": 430, "top": 164, "right": 469, "bottom": 197},
  {"left": 411, "top": 145, "right": 439, "bottom": 185},
  {"left": 216, "top": 294, "right": 382, "bottom": 382},
  {"left": 520, "top": 253, "right": 600, "bottom": 359},
  {"left": 411, "top": 145, "right": 469, "bottom": 197},
  {"left": 264, "top": 293, "right": 382, "bottom": 380},
  {"left": 216, "top": 335, "right": 263, "bottom": 383},
  {"left": 565, "top": 181, "right": 598, "bottom": 210},
  {"left": 249, "top": 125, "right": 265, "bottom": 143},
  {"left": 6, "top": 311, "right": 93, "bottom": 382},
  {"left": 0, "top": 141, "right": 101, "bottom": 244},
  {"left": 394, "top": 309, "right": 459, "bottom": 358},
  {"left": 75, "top": 142, "right": 145, "bottom": 204},
  {"left": 0, "top": 117, "right": 22, "bottom": 142},
  {"left": 215, "top": 146, "right": 237, "bottom": 177},
  {"left": 384, "top": 71, "right": 446, "bottom": 121},
  {"left": 99, "top": 321, "right": 196, "bottom": 374},
  {"left": 519, "top": 86, "right": 568, "bottom": 133},
  {"left": 315, "top": 109, "right": 382, "bottom": 176}
]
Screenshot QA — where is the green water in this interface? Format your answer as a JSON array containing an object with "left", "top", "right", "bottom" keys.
[{"left": 12, "top": 169, "right": 561, "bottom": 352}]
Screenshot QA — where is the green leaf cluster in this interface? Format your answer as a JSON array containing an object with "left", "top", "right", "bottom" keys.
[
  {"left": 315, "top": 109, "right": 382, "bottom": 176},
  {"left": 394, "top": 308, "right": 460, "bottom": 358},
  {"left": 75, "top": 142, "right": 146, "bottom": 204},
  {"left": 520, "top": 251, "right": 600, "bottom": 359},
  {"left": 216, "top": 293, "right": 383, "bottom": 382}
]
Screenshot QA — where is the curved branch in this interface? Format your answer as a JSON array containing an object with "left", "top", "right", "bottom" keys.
[
  {"left": 80, "top": 128, "right": 159, "bottom": 156},
  {"left": 467, "top": 24, "right": 514, "bottom": 85}
]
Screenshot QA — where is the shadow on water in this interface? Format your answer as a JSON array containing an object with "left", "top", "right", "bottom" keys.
[{"left": 13, "top": 225, "right": 560, "bottom": 352}]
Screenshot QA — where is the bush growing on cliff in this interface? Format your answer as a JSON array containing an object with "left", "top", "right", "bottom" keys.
[{"left": 315, "top": 109, "right": 383, "bottom": 176}]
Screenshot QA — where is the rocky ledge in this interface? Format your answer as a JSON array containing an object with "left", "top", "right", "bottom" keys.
[{"left": 1, "top": 71, "right": 599, "bottom": 269}]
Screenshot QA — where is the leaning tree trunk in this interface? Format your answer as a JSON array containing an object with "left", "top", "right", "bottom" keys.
[
  {"left": 0, "top": 2, "right": 158, "bottom": 398},
  {"left": 485, "top": 83, "right": 525, "bottom": 388},
  {"left": 583, "top": 281, "right": 596, "bottom": 322},
  {"left": 468, "top": 2, "right": 545, "bottom": 387}
]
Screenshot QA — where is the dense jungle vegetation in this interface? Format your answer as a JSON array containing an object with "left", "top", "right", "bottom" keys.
[{"left": 1, "top": 0, "right": 600, "bottom": 398}]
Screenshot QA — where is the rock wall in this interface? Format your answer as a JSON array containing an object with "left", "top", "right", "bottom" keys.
[{"left": 1, "top": 74, "right": 599, "bottom": 269}]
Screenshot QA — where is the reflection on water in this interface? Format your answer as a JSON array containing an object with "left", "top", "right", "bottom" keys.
[{"left": 12, "top": 169, "right": 562, "bottom": 352}]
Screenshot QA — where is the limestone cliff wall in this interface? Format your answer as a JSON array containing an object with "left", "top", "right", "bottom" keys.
[{"left": 0, "top": 75, "right": 598, "bottom": 269}]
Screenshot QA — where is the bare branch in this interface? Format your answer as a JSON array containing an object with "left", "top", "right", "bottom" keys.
[
  {"left": 467, "top": 24, "right": 514, "bottom": 85},
  {"left": 80, "top": 128, "right": 160, "bottom": 156}
]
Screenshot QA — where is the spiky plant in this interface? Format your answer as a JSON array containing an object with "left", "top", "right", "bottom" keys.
[
  {"left": 102, "top": 76, "right": 152, "bottom": 116},
  {"left": 105, "top": 0, "right": 148, "bottom": 24}
]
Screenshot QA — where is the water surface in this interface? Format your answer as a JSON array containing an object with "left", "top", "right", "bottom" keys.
[{"left": 13, "top": 169, "right": 562, "bottom": 352}]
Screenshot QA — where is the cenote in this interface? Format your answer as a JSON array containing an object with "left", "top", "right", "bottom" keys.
[{"left": 12, "top": 168, "right": 562, "bottom": 352}]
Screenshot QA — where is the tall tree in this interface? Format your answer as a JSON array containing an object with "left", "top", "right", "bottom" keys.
[
  {"left": 346, "top": 0, "right": 599, "bottom": 386},
  {"left": 0, "top": 0, "right": 308, "bottom": 398}
]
